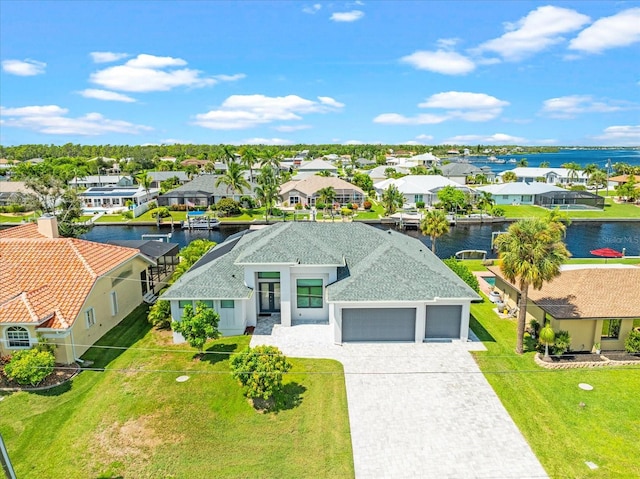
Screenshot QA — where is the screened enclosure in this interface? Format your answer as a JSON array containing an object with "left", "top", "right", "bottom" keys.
[{"left": 535, "top": 190, "right": 604, "bottom": 209}]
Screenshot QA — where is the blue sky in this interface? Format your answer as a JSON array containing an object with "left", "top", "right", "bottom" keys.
[{"left": 1, "top": 1, "right": 639, "bottom": 147}]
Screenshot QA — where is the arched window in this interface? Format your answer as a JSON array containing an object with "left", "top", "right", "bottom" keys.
[{"left": 6, "top": 326, "right": 30, "bottom": 348}]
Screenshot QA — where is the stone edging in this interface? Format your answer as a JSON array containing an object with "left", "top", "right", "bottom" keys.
[
  {"left": 534, "top": 353, "right": 640, "bottom": 369},
  {"left": 0, "top": 363, "right": 81, "bottom": 392}
]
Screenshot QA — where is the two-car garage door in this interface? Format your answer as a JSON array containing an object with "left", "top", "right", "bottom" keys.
[{"left": 342, "top": 308, "right": 416, "bottom": 342}]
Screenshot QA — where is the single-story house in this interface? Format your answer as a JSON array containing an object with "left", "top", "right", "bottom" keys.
[
  {"left": 69, "top": 175, "right": 134, "bottom": 188},
  {"left": 161, "top": 222, "right": 480, "bottom": 344},
  {"left": 279, "top": 176, "right": 365, "bottom": 207},
  {"left": 488, "top": 264, "right": 640, "bottom": 352},
  {"left": 367, "top": 165, "right": 410, "bottom": 182},
  {"left": 0, "top": 216, "right": 155, "bottom": 364},
  {"left": 374, "top": 175, "right": 475, "bottom": 207},
  {"left": 498, "top": 167, "right": 588, "bottom": 185},
  {"left": 157, "top": 174, "right": 257, "bottom": 208},
  {"left": 476, "top": 182, "right": 567, "bottom": 205},
  {"left": 147, "top": 171, "right": 189, "bottom": 189},
  {"left": 0, "top": 181, "right": 30, "bottom": 206},
  {"left": 79, "top": 186, "right": 159, "bottom": 213},
  {"left": 297, "top": 159, "right": 339, "bottom": 175},
  {"left": 441, "top": 163, "right": 495, "bottom": 185}
]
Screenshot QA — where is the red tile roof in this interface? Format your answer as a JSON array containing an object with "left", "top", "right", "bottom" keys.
[{"left": 0, "top": 231, "right": 141, "bottom": 329}]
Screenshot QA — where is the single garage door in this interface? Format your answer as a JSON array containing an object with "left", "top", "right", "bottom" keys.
[
  {"left": 342, "top": 308, "right": 416, "bottom": 342},
  {"left": 425, "top": 305, "right": 462, "bottom": 339}
]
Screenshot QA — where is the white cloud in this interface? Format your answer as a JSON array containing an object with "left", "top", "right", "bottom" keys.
[
  {"left": 213, "top": 73, "right": 246, "bottom": 82},
  {"left": 416, "top": 134, "right": 434, "bottom": 141},
  {"left": 193, "top": 94, "right": 344, "bottom": 130},
  {"left": 477, "top": 6, "right": 590, "bottom": 60},
  {"left": 445, "top": 133, "right": 527, "bottom": 144},
  {"left": 569, "top": 8, "right": 640, "bottom": 53},
  {"left": 592, "top": 125, "right": 640, "bottom": 145},
  {"left": 331, "top": 10, "right": 364, "bottom": 22},
  {"left": 78, "top": 89, "right": 137, "bottom": 103},
  {"left": 89, "top": 53, "right": 218, "bottom": 92},
  {"left": 400, "top": 50, "right": 475, "bottom": 75},
  {"left": 1, "top": 59, "right": 46, "bottom": 76},
  {"left": 273, "top": 124, "right": 312, "bottom": 132},
  {"left": 344, "top": 140, "right": 364, "bottom": 145},
  {"left": 0, "top": 104, "right": 152, "bottom": 136},
  {"left": 541, "top": 95, "right": 630, "bottom": 118},
  {"left": 160, "top": 138, "right": 191, "bottom": 144},
  {"left": 302, "top": 4, "right": 321, "bottom": 14},
  {"left": 241, "top": 138, "right": 294, "bottom": 145},
  {"left": 90, "top": 51, "right": 129, "bottom": 63},
  {"left": 375, "top": 91, "right": 508, "bottom": 125}
]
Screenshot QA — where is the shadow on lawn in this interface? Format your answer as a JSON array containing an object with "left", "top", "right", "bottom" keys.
[
  {"left": 199, "top": 342, "right": 239, "bottom": 365},
  {"left": 469, "top": 315, "right": 496, "bottom": 342},
  {"left": 257, "top": 382, "right": 306, "bottom": 414}
]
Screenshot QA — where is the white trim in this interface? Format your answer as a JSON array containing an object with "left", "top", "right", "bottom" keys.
[
  {"left": 110, "top": 291, "right": 118, "bottom": 316},
  {"left": 85, "top": 307, "right": 96, "bottom": 328},
  {"left": 4, "top": 326, "right": 31, "bottom": 349}
]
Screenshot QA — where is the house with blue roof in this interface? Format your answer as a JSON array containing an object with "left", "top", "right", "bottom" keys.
[{"left": 161, "top": 222, "right": 480, "bottom": 344}]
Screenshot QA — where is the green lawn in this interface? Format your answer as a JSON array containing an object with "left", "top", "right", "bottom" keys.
[
  {"left": 500, "top": 199, "right": 640, "bottom": 219},
  {"left": 0, "top": 213, "right": 36, "bottom": 223},
  {"left": 0, "top": 307, "right": 353, "bottom": 478},
  {"left": 470, "top": 300, "right": 640, "bottom": 479}
]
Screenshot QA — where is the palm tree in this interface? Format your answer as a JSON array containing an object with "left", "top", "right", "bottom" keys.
[
  {"left": 562, "top": 162, "right": 582, "bottom": 184},
  {"left": 136, "top": 172, "right": 153, "bottom": 201},
  {"left": 215, "top": 162, "right": 250, "bottom": 195},
  {"left": 260, "top": 149, "right": 282, "bottom": 174},
  {"left": 420, "top": 210, "right": 450, "bottom": 253},
  {"left": 539, "top": 322, "right": 555, "bottom": 360},
  {"left": 316, "top": 170, "right": 332, "bottom": 177},
  {"left": 239, "top": 146, "right": 258, "bottom": 182},
  {"left": 588, "top": 170, "right": 607, "bottom": 196},
  {"left": 539, "top": 161, "right": 550, "bottom": 168},
  {"left": 428, "top": 165, "right": 443, "bottom": 175},
  {"left": 494, "top": 218, "right": 570, "bottom": 354},
  {"left": 255, "top": 165, "right": 280, "bottom": 223},
  {"left": 517, "top": 158, "right": 528, "bottom": 167},
  {"left": 316, "top": 186, "right": 337, "bottom": 214},
  {"left": 583, "top": 163, "right": 600, "bottom": 178},
  {"left": 502, "top": 171, "right": 518, "bottom": 183},
  {"left": 221, "top": 145, "right": 236, "bottom": 165},
  {"left": 476, "top": 191, "right": 494, "bottom": 216},
  {"left": 381, "top": 184, "right": 405, "bottom": 216}
]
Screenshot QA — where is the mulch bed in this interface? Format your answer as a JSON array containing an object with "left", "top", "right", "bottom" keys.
[
  {"left": 0, "top": 363, "right": 80, "bottom": 391},
  {"left": 603, "top": 352, "right": 640, "bottom": 362},
  {"left": 549, "top": 353, "right": 606, "bottom": 363}
]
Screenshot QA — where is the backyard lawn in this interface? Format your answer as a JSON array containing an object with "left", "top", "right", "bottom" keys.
[
  {"left": 0, "top": 307, "right": 354, "bottom": 479},
  {"left": 470, "top": 300, "right": 640, "bottom": 479},
  {"left": 500, "top": 198, "right": 640, "bottom": 219}
]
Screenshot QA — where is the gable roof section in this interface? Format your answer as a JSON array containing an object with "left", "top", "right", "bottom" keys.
[
  {"left": 280, "top": 176, "right": 364, "bottom": 197},
  {"left": 0, "top": 232, "right": 142, "bottom": 328},
  {"left": 298, "top": 159, "right": 338, "bottom": 171},
  {"left": 488, "top": 265, "right": 640, "bottom": 319},
  {"left": 159, "top": 174, "right": 256, "bottom": 198},
  {"left": 374, "top": 175, "right": 466, "bottom": 194}
]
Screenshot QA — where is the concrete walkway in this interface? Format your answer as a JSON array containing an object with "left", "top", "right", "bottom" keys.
[{"left": 251, "top": 321, "right": 548, "bottom": 479}]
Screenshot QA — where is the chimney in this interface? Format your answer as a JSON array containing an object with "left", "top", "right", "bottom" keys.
[{"left": 37, "top": 215, "right": 59, "bottom": 238}]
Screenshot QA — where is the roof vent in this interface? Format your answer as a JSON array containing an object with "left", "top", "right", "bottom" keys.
[{"left": 387, "top": 230, "right": 392, "bottom": 234}]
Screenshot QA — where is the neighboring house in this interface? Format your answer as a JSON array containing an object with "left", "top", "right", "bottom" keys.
[
  {"left": 297, "top": 159, "right": 339, "bottom": 175},
  {"left": 69, "top": 175, "right": 134, "bottom": 188},
  {"left": 0, "top": 216, "right": 155, "bottom": 364},
  {"left": 79, "top": 186, "right": 159, "bottom": 213},
  {"left": 147, "top": 171, "right": 189, "bottom": 189},
  {"left": 498, "top": 167, "right": 588, "bottom": 185},
  {"left": 159, "top": 156, "right": 178, "bottom": 163},
  {"left": 488, "top": 265, "right": 640, "bottom": 352},
  {"left": 180, "top": 158, "right": 210, "bottom": 170},
  {"left": 356, "top": 157, "right": 376, "bottom": 168},
  {"left": 0, "top": 181, "right": 30, "bottom": 206},
  {"left": 279, "top": 176, "right": 365, "bottom": 207},
  {"left": 367, "top": 165, "right": 410, "bottom": 182},
  {"left": 476, "top": 183, "right": 567, "bottom": 205},
  {"left": 0, "top": 158, "right": 19, "bottom": 171},
  {"left": 157, "top": 174, "right": 256, "bottom": 207},
  {"left": 161, "top": 222, "right": 479, "bottom": 343},
  {"left": 374, "top": 175, "right": 474, "bottom": 207},
  {"left": 441, "top": 163, "right": 495, "bottom": 185},
  {"left": 385, "top": 154, "right": 438, "bottom": 168}
]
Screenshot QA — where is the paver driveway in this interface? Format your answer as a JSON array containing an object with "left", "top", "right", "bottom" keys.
[{"left": 251, "top": 321, "right": 548, "bottom": 479}]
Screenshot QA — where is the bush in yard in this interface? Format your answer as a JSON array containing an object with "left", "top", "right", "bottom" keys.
[
  {"left": 315, "top": 202, "right": 326, "bottom": 210},
  {"left": 625, "top": 329, "right": 640, "bottom": 353},
  {"left": 171, "top": 302, "right": 220, "bottom": 353},
  {"left": 151, "top": 207, "right": 171, "bottom": 218},
  {"left": 416, "top": 201, "right": 425, "bottom": 209},
  {"left": 230, "top": 345, "right": 292, "bottom": 403},
  {"left": 443, "top": 258, "right": 480, "bottom": 293},
  {"left": 552, "top": 330, "right": 571, "bottom": 355},
  {"left": 4, "top": 349, "right": 55, "bottom": 386},
  {"left": 363, "top": 200, "right": 372, "bottom": 210},
  {"left": 215, "top": 198, "right": 241, "bottom": 216},
  {"left": 148, "top": 299, "right": 172, "bottom": 329}
]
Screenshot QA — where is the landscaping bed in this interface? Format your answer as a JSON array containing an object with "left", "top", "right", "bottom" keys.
[
  {"left": 603, "top": 351, "right": 640, "bottom": 362},
  {"left": 548, "top": 352, "right": 605, "bottom": 363},
  {"left": 0, "top": 363, "right": 79, "bottom": 390}
]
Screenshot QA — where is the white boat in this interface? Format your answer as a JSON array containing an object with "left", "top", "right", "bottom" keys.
[
  {"left": 487, "top": 156, "right": 498, "bottom": 162},
  {"left": 507, "top": 158, "right": 517, "bottom": 164},
  {"left": 455, "top": 249, "right": 487, "bottom": 260},
  {"left": 183, "top": 217, "right": 220, "bottom": 229},
  {"left": 494, "top": 159, "right": 506, "bottom": 164}
]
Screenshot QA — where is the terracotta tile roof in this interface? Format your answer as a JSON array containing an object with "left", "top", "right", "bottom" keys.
[
  {"left": 0, "top": 235, "right": 140, "bottom": 329},
  {"left": 488, "top": 266, "right": 640, "bottom": 319},
  {"left": 0, "top": 223, "right": 44, "bottom": 239}
]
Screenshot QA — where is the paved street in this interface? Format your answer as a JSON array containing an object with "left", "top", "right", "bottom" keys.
[{"left": 251, "top": 321, "right": 548, "bottom": 479}]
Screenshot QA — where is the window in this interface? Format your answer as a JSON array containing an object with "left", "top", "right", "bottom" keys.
[
  {"left": 6, "top": 326, "right": 30, "bottom": 348},
  {"left": 111, "top": 266, "right": 133, "bottom": 287},
  {"left": 178, "top": 300, "right": 192, "bottom": 309},
  {"left": 221, "top": 300, "right": 235, "bottom": 309},
  {"left": 522, "top": 195, "right": 532, "bottom": 202},
  {"left": 110, "top": 291, "right": 118, "bottom": 316},
  {"left": 414, "top": 194, "right": 423, "bottom": 203},
  {"left": 85, "top": 308, "right": 96, "bottom": 328},
  {"left": 201, "top": 300, "right": 214, "bottom": 309},
  {"left": 296, "top": 279, "right": 323, "bottom": 308},
  {"left": 258, "top": 272, "right": 280, "bottom": 279},
  {"left": 289, "top": 196, "right": 300, "bottom": 205},
  {"left": 601, "top": 319, "right": 621, "bottom": 339},
  {"left": 502, "top": 195, "right": 509, "bottom": 200}
]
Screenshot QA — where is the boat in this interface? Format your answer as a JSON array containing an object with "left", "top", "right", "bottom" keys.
[
  {"left": 494, "top": 158, "right": 506, "bottom": 164},
  {"left": 507, "top": 158, "right": 517, "bottom": 164},
  {"left": 182, "top": 217, "right": 220, "bottom": 229},
  {"left": 455, "top": 249, "right": 487, "bottom": 260},
  {"left": 487, "top": 156, "right": 497, "bottom": 162}
]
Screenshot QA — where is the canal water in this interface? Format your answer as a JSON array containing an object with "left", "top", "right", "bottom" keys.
[{"left": 83, "top": 221, "right": 640, "bottom": 259}]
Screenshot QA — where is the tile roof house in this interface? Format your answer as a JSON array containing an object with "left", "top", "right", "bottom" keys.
[
  {"left": 280, "top": 176, "right": 364, "bottom": 208},
  {"left": 0, "top": 216, "right": 155, "bottom": 364},
  {"left": 161, "top": 222, "right": 479, "bottom": 344},
  {"left": 488, "top": 265, "right": 640, "bottom": 352}
]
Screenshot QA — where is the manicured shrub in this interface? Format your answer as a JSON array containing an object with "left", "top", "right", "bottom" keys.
[
  {"left": 171, "top": 302, "right": 220, "bottom": 353},
  {"left": 230, "top": 345, "right": 292, "bottom": 402},
  {"left": 416, "top": 201, "right": 425, "bottom": 209},
  {"left": 215, "top": 198, "right": 241, "bottom": 216},
  {"left": 625, "top": 329, "right": 640, "bottom": 353},
  {"left": 240, "top": 195, "right": 256, "bottom": 208},
  {"left": 340, "top": 207, "right": 353, "bottom": 216},
  {"left": 351, "top": 203, "right": 358, "bottom": 210},
  {"left": 552, "top": 330, "right": 571, "bottom": 355},
  {"left": 148, "top": 299, "right": 172, "bottom": 329},
  {"left": 443, "top": 258, "right": 480, "bottom": 293},
  {"left": 151, "top": 207, "right": 171, "bottom": 218},
  {"left": 490, "top": 206, "right": 505, "bottom": 217},
  {"left": 3, "top": 349, "right": 55, "bottom": 386},
  {"left": 122, "top": 210, "right": 133, "bottom": 219},
  {"left": 294, "top": 203, "right": 303, "bottom": 210},
  {"left": 315, "top": 202, "right": 326, "bottom": 210},
  {"left": 363, "top": 200, "right": 372, "bottom": 210}
]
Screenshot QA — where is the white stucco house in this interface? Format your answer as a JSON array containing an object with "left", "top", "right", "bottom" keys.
[
  {"left": 374, "top": 175, "right": 475, "bottom": 207},
  {"left": 476, "top": 182, "right": 567, "bottom": 205},
  {"left": 161, "top": 223, "right": 479, "bottom": 344},
  {"left": 498, "top": 167, "right": 588, "bottom": 185}
]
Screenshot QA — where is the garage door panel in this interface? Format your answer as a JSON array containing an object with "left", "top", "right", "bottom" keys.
[
  {"left": 425, "top": 305, "right": 462, "bottom": 339},
  {"left": 342, "top": 308, "right": 415, "bottom": 342}
]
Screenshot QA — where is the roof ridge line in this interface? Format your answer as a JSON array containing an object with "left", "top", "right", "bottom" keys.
[{"left": 68, "top": 239, "right": 98, "bottom": 278}]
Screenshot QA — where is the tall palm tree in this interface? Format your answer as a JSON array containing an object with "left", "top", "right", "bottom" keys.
[
  {"left": 539, "top": 161, "right": 550, "bottom": 168},
  {"left": 215, "top": 162, "right": 250, "bottom": 195},
  {"left": 502, "top": 171, "right": 518, "bottom": 183},
  {"left": 239, "top": 146, "right": 258, "bottom": 182},
  {"left": 517, "top": 158, "right": 528, "bottom": 167},
  {"left": 316, "top": 186, "right": 337, "bottom": 214},
  {"left": 494, "top": 217, "right": 570, "bottom": 354},
  {"left": 381, "top": 184, "right": 405, "bottom": 216},
  {"left": 255, "top": 165, "right": 280, "bottom": 222},
  {"left": 588, "top": 170, "right": 607, "bottom": 196},
  {"left": 420, "top": 210, "right": 450, "bottom": 253},
  {"left": 136, "top": 172, "right": 153, "bottom": 201},
  {"left": 476, "top": 191, "right": 494, "bottom": 216},
  {"left": 583, "top": 163, "right": 600, "bottom": 177},
  {"left": 562, "top": 162, "right": 582, "bottom": 184},
  {"left": 260, "top": 149, "right": 281, "bottom": 174}
]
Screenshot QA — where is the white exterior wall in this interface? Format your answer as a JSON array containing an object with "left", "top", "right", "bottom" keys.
[
  {"left": 290, "top": 266, "right": 336, "bottom": 322},
  {"left": 170, "top": 298, "right": 249, "bottom": 342}
]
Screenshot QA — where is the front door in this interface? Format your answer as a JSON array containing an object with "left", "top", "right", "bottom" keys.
[{"left": 259, "top": 282, "right": 280, "bottom": 313}]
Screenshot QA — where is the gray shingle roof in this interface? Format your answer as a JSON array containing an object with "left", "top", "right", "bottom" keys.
[
  {"left": 159, "top": 174, "right": 256, "bottom": 197},
  {"left": 161, "top": 222, "right": 479, "bottom": 303}
]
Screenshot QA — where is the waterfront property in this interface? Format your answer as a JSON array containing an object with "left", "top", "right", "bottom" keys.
[
  {"left": 157, "top": 174, "right": 257, "bottom": 208},
  {"left": 279, "top": 176, "right": 365, "bottom": 207},
  {"left": 374, "top": 175, "right": 475, "bottom": 207},
  {"left": 488, "top": 264, "right": 640, "bottom": 352},
  {"left": 440, "top": 162, "right": 496, "bottom": 184},
  {"left": 0, "top": 216, "right": 155, "bottom": 364},
  {"left": 78, "top": 185, "right": 159, "bottom": 213},
  {"left": 146, "top": 170, "right": 189, "bottom": 189},
  {"left": 69, "top": 174, "right": 134, "bottom": 189},
  {"left": 161, "top": 222, "right": 479, "bottom": 344},
  {"left": 498, "top": 167, "right": 588, "bottom": 185}
]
